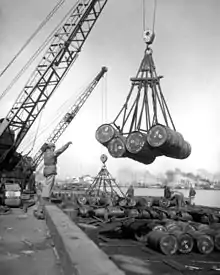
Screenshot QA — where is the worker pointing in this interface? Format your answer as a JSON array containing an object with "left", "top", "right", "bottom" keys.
[{"left": 35, "top": 141, "right": 72, "bottom": 218}]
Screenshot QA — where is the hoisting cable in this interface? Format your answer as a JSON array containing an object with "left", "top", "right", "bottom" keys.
[
  {"left": 0, "top": 0, "right": 65, "bottom": 80},
  {"left": 152, "top": 0, "right": 157, "bottom": 33},
  {"left": 142, "top": 0, "right": 157, "bottom": 32},
  {"left": 0, "top": 0, "right": 79, "bottom": 102}
]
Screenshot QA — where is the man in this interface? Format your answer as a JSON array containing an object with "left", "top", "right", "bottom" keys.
[
  {"left": 164, "top": 185, "right": 185, "bottom": 209},
  {"left": 171, "top": 189, "right": 185, "bottom": 209},
  {"left": 126, "top": 184, "right": 134, "bottom": 199},
  {"left": 164, "top": 185, "right": 172, "bottom": 199},
  {"left": 189, "top": 184, "right": 196, "bottom": 205},
  {"left": 35, "top": 141, "right": 72, "bottom": 218}
]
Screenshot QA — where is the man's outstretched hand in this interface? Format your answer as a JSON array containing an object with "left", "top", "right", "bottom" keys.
[{"left": 67, "top": 141, "right": 73, "bottom": 146}]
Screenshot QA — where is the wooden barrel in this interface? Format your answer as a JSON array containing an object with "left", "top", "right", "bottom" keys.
[
  {"left": 126, "top": 131, "right": 160, "bottom": 157},
  {"left": 107, "top": 136, "right": 127, "bottom": 158},
  {"left": 147, "top": 231, "right": 178, "bottom": 255},
  {"left": 95, "top": 124, "right": 117, "bottom": 145},
  {"left": 147, "top": 124, "right": 191, "bottom": 159},
  {"left": 171, "top": 230, "right": 194, "bottom": 254},
  {"left": 188, "top": 231, "right": 214, "bottom": 254}
]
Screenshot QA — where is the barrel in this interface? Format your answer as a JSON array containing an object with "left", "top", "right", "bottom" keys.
[
  {"left": 148, "top": 209, "right": 159, "bottom": 219},
  {"left": 146, "top": 222, "right": 167, "bottom": 232},
  {"left": 125, "top": 131, "right": 160, "bottom": 157},
  {"left": 139, "top": 209, "right": 151, "bottom": 219},
  {"left": 180, "top": 212, "right": 193, "bottom": 221},
  {"left": 177, "top": 221, "right": 196, "bottom": 233},
  {"left": 147, "top": 231, "right": 178, "bottom": 255},
  {"left": 171, "top": 230, "right": 194, "bottom": 254},
  {"left": 167, "top": 210, "right": 177, "bottom": 219},
  {"left": 107, "top": 136, "right": 127, "bottom": 158},
  {"left": 200, "top": 215, "right": 210, "bottom": 224},
  {"left": 118, "top": 198, "right": 127, "bottom": 207},
  {"left": 127, "top": 198, "right": 136, "bottom": 207},
  {"left": 94, "top": 207, "right": 108, "bottom": 218},
  {"left": 128, "top": 152, "right": 156, "bottom": 165},
  {"left": 78, "top": 207, "right": 90, "bottom": 217},
  {"left": 127, "top": 209, "right": 139, "bottom": 218},
  {"left": 95, "top": 124, "right": 117, "bottom": 145},
  {"left": 147, "top": 124, "right": 191, "bottom": 160},
  {"left": 99, "top": 196, "right": 113, "bottom": 206},
  {"left": 159, "top": 197, "right": 170, "bottom": 208},
  {"left": 107, "top": 207, "right": 125, "bottom": 218},
  {"left": 87, "top": 196, "right": 99, "bottom": 206},
  {"left": 177, "top": 141, "right": 191, "bottom": 159},
  {"left": 141, "top": 196, "right": 154, "bottom": 207},
  {"left": 77, "top": 196, "right": 87, "bottom": 205},
  {"left": 191, "top": 223, "right": 210, "bottom": 231},
  {"left": 214, "top": 232, "right": 220, "bottom": 251},
  {"left": 164, "top": 221, "right": 181, "bottom": 232},
  {"left": 188, "top": 231, "right": 214, "bottom": 254}
]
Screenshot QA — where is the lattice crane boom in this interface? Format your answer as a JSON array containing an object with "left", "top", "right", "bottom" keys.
[
  {"left": 0, "top": 0, "right": 108, "bottom": 155},
  {"left": 32, "top": 66, "right": 107, "bottom": 168}
]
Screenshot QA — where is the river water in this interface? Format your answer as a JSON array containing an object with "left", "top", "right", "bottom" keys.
[{"left": 120, "top": 188, "right": 220, "bottom": 208}]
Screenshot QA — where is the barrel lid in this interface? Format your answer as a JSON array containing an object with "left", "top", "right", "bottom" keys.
[
  {"left": 107, "top": 137, "right": 126, "bottom": 158},
  {"left": 147, "top": 124, "right": 168, "bottom": 147},
  {"left": 95, "top": 124, "right": 115, "bottom": 143}
]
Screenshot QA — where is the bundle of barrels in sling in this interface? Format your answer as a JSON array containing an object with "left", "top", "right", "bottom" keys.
[{"left": 95, "top": 123, "right": 191, "bottom": 164}]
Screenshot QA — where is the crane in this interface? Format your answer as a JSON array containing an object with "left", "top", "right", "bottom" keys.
[
  {"left": 32, "top": 66, "right": 107, "bottom": 169},
  {"left": 0, "top": 0, "right": 108, "bottom": 174}
]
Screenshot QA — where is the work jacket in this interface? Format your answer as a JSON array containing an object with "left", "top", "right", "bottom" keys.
[{"left": 43, "top": 143, "right": 69, "bottom": 177}]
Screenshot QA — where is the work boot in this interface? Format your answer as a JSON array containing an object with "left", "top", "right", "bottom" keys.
[{"left": 34, "top": 209, "right": 45, "bottom": 220}]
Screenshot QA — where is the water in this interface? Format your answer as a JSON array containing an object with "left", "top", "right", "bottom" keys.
[{"left": 120, "top": 187, "right": 220, "bottom": 208}]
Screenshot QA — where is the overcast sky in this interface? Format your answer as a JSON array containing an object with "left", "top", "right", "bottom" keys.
[{"left": 0, "top": 0, "right": 220, "bottom": 178}]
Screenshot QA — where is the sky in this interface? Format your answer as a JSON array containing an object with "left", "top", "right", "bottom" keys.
[{"left": 0, "top": 0, "right": 220, "bottom": 179}]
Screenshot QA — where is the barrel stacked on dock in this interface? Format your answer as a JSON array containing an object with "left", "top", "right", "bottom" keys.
[
  {"left": 95, "top": 123, "right": 191, "bottom": 165},
  {"left": 59, "top": 189, "right": 220, "bottom": 257},
  {"left": 121, "top": 218, "right": 220, "bottom": 256}
]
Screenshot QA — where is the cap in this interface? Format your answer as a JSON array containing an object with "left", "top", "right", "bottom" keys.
[{"left": 47, "top": 142, "right": 55, "bottom": 148}]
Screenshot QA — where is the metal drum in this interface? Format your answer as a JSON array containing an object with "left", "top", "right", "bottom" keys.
[
  {"left": 147, "top": 231, "right": 178, "bottom": 255},
  {"left": 147, "top": 124, "right": 191, "bottom": 160},
  {"left": 95, "top": 124, "right": 117, "bottom": 145},
  {"left": 107, "top": 136, "right": 127, "bottom": 158}
]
